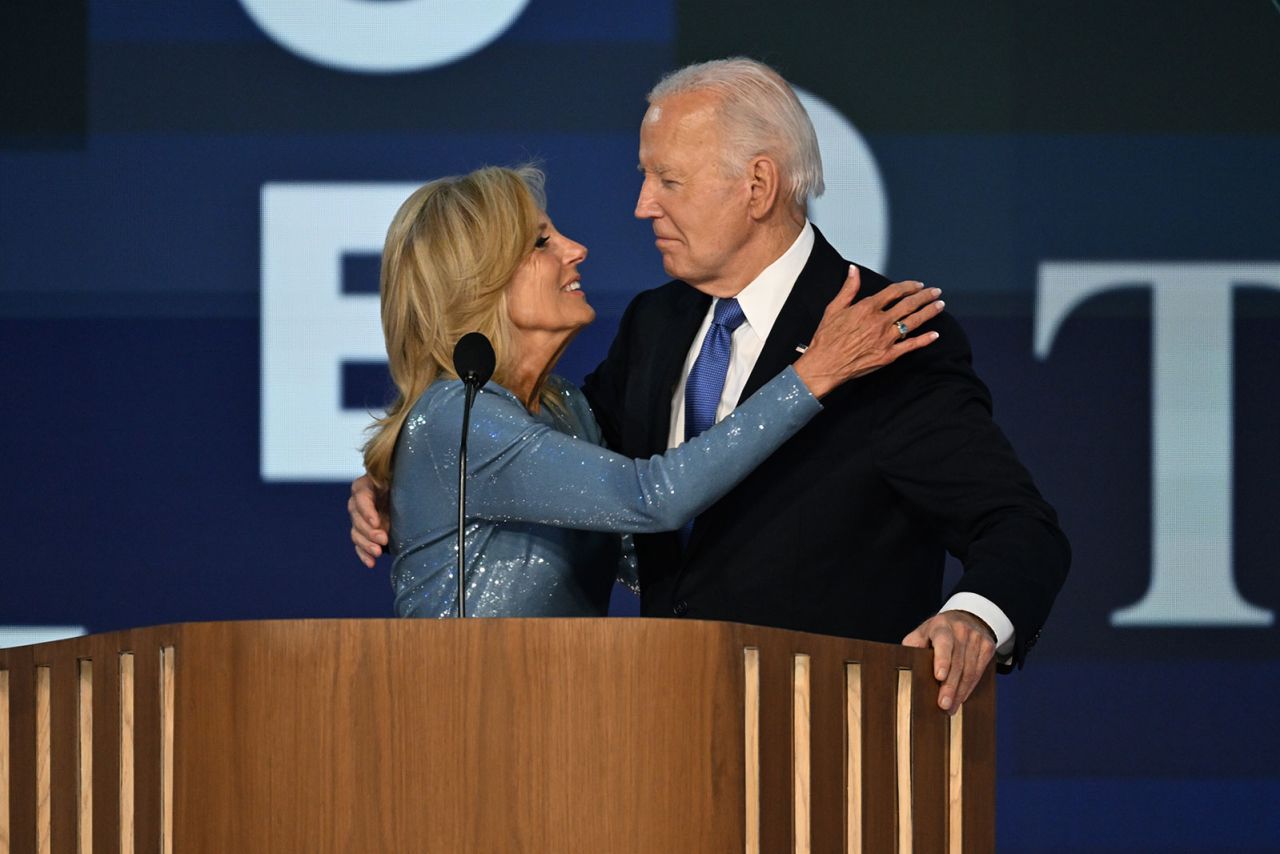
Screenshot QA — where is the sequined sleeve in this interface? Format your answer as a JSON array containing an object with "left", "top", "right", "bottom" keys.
[{"left": 408, "top": 366, "right": 821, "bottom": 533}]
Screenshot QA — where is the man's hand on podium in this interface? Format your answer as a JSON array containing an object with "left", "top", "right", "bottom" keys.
[{"left": 902, "top": 610, "right": 996, "bottom": 715}]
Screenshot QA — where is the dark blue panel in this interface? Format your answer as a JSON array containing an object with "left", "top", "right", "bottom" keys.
[
  {"left": 342, "top": 362, "right": 393, "bottom": 412},
  {"left": 0, "top": 131, "right": 657, "bottom": 311},
  {"left": 0, "top": 316, "right": 391, "bottom": 630},
  {"left": 1002, "top": 662, "right": 1280, "bottom": 777},
  {"left": 341, "top": 253, "right": 380, "bottom": 295},
  {"left": 1, "top": 4, "right": 1278, "bottom": 850},
  {"left": 999, "top": 777, "right": 1280, "bottom": 852}
]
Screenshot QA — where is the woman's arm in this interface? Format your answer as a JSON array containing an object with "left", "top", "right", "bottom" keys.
[
  {"left": 412, "top": 266, "right": 947, "bottom": 532},
  {"left": 418, "top": 366, "right": 820, "bottom": 533}
]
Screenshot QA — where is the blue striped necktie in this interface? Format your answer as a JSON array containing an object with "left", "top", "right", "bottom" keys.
[{"left": 685, "top": 298, "right": 747, "bottom": 441}]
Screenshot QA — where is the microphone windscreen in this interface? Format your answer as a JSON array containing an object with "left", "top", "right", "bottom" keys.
[{"left": 453, "top": 332, "right": 496, "bottom": 387}]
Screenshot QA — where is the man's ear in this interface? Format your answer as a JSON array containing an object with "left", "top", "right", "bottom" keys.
[{"left": 746, "top": 155, "right": 782, "bottom": 220}]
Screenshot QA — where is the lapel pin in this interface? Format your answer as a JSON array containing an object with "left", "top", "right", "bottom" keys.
[{"left": 794, "top": 343, "right": 809, "bottom": 354}]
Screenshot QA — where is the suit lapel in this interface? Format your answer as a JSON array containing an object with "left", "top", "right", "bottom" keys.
[
  {"left": 643, "top": 284, "right": 711, "bottom": 455},
  {"left": 739, "top": 226, "right": 850, "bottom": 403},
  {"left": 684, "top": 228, "right": 850, "bottom": 560}
]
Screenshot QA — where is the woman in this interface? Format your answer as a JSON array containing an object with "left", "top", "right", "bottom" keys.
[{"left": 362, "top": 166, "right": 942, "bottom": 618}]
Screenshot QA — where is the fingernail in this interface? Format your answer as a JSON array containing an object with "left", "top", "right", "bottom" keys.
[
  {"left": 931, "top": 287, "right": 942, "bottom": 296},
  {"left": 936, "top": 300, "right": 945, "bottom": 309},
  {"left": 941, "top": 695, "right": 952, "bottom": 710},
  {"left": 936, "top": 668, "right": 946, "bottom": 679}
]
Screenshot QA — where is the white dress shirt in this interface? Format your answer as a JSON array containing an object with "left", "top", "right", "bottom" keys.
[{"left": 665, "top": 221, "right": 1015, "bottom": 656}]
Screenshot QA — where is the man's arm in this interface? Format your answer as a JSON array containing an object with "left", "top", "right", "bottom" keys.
[
  {"left": 349, "top": 474, "right": 388, "bottom": 568},
  {"left": 872, "top": 316, "right": 1070, "bottom": 709}
]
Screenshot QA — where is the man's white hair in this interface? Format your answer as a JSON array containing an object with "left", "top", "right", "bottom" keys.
[{"left": 647, "top": 57, "right": 824, "bottom": 207}]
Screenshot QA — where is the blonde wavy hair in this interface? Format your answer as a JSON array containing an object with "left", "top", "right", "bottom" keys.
[{"left": 362, "top": 166, "right": 547, "bottom": 489}]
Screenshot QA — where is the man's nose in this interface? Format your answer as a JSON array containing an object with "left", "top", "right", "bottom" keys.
[{"left": 634, "top": 182, "right": 659, "bottom": 220}]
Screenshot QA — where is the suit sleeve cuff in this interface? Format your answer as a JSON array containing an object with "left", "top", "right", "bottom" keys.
[{"left": 941, "top": 592, "right": 1015, "bottom": 657}]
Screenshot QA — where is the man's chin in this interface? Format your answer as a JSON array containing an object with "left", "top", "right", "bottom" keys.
[
  {"left": 657, "top": 250, "right": 708, "bottom": 286},
  {"left": 659, "top": 254, "right": 683, "bottom": 280}
]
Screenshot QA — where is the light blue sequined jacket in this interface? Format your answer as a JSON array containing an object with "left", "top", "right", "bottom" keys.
[{"left": 389, "top": 366, "right": 820, "bottom": 618}]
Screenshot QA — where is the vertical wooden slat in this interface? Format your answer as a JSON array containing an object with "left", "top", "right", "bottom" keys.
[
  {"left": 52, "top": 657, "right": 80, "bottom": 854},
  {"left": 859, "top": 655, "right": 896, "bottom": 852},
  {"left": 909, "top": 666, "right": 946, "bottom": 851},
  {"left": 79, "top": 661, "right": 93, "bottom": 854},
  {"left": 895, "top": 670, "right": 912, "bottom": 854},
  {"left": 758, "top": 642, "right": 793, "bottom": 854},
  {"left": 118, "top": 654, "right": 134, "bottom": 854},
  {"left": 948, "top": 707, "right": 963, "bottom": 854},
  {"left": 845, "top": 662, "right": 862, "bottom": 854},
  {"left": 961, "top": 669, "right": 996, "bottom": 852},
  {"left": 158, "top": 648, "right": 174, "bottom": 854},
  {"left": 743, "top": 647, "right": 760, "bottom": 854},
  {"left": 5, "top": 650, "right": 34, "bottom": 854},
  {"left": 37, "top": 667, "right": 52, "bottom": 854},
  {"left": 91, "top": 650, "right": 119, "bottom": 854},
  {"left": 808, "top": 649, "right": 844, "bottom": 851},
  {"left": 1, "top": 668, "right": 9, "bottom": 854},
  {"left": 791, "top": 654, "right": 810, "bottom": 854},
  {"left": 130, "top": 649, "right": 158, "bottom": 854}
]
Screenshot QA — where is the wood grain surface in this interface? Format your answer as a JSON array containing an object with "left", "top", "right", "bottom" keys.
[{"left": 0, "top": 619, "right": 995, "bottom": 853}]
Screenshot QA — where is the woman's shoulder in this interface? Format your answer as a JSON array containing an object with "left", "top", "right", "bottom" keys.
[
  {"left": 543, "top": 373, "right": 585, "bottom": 403},
  {"left": 543, "top": 375, "right": 604, "bottom": 444},
  {"left": 415, "top": 377, "right": 522, "bottom": 406},
  {"left": 405, "top": 379, "right": 524, "bottom": 435},
  {"left": 407, "top": 378, "right": 462, "bottom": 423},
  {"left": 394, "top": 379, "right": 537, "bottom": 476}
]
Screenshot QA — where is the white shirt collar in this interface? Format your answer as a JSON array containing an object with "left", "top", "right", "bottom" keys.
[
  {"left": 667, "top": 221, "right": 816, "bottom": 449},
  {"left": 730, "top": 220, "right": 814, "bottom": 341}
]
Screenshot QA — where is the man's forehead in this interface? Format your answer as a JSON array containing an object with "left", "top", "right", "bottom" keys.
[
  {"left": 645, "top": 91, "right": 719, "bottom": 124},
  {"left": 641, "top": 95, "right": 721, "bottom": 150}
]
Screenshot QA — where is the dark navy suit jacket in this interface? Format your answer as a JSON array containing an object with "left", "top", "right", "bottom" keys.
[{"left": 582, "top": 227, "right": 1069, "bottom": 667}]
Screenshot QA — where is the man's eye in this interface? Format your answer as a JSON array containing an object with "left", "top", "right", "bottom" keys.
[
  {"left": 534, "top": 235, "right": 550, "bottom": 249},
  {"left": 661, "top": 179, "right": 678, "bottom": 188}
]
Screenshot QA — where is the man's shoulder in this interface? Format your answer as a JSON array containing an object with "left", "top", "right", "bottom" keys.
[
  {"left": 807, "top": 226, "right": 967, "bottom": 346},
  {"left": 616, "top": 277, "right": 709, "bottom": 330},
  {"left": 630, "top": 277, "right": 702, "bottom": 308}
]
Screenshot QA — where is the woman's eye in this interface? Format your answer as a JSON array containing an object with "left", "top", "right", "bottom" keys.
[{"left": 534, "top": 235, "right": 551, "bottom": 249}]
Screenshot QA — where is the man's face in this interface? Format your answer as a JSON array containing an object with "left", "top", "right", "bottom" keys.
[{"left": 635, "top": 90, "right": 754, "bottom": 296}]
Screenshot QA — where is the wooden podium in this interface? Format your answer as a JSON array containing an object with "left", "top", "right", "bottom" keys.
[{"left": 0, "top": 619, "right": 993, "bottom": 852}]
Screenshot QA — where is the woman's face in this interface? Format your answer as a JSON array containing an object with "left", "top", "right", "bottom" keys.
[{"left": 506, "top": 216, "right": 595, "bottom": 337}]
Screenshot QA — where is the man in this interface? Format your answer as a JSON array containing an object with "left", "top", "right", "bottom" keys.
[{"left": 351, "top": 58, "right": 1069, "bottom": 712}]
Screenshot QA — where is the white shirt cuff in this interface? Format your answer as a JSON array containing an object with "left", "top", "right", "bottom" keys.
[{"left": 941, "top": 592, "right": 1015, "bottom": 657}]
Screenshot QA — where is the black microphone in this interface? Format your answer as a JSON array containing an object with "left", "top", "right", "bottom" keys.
[
  {"left": 451, "top": 332, "right": 495, "bottom": 618},
  {"left": 453, "top": 331, "right": 496, "bottom": 388}
]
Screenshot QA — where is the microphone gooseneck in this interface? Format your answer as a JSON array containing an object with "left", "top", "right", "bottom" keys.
[{"left": 451, "top": 332, "right": 496, "bottom": 619}]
